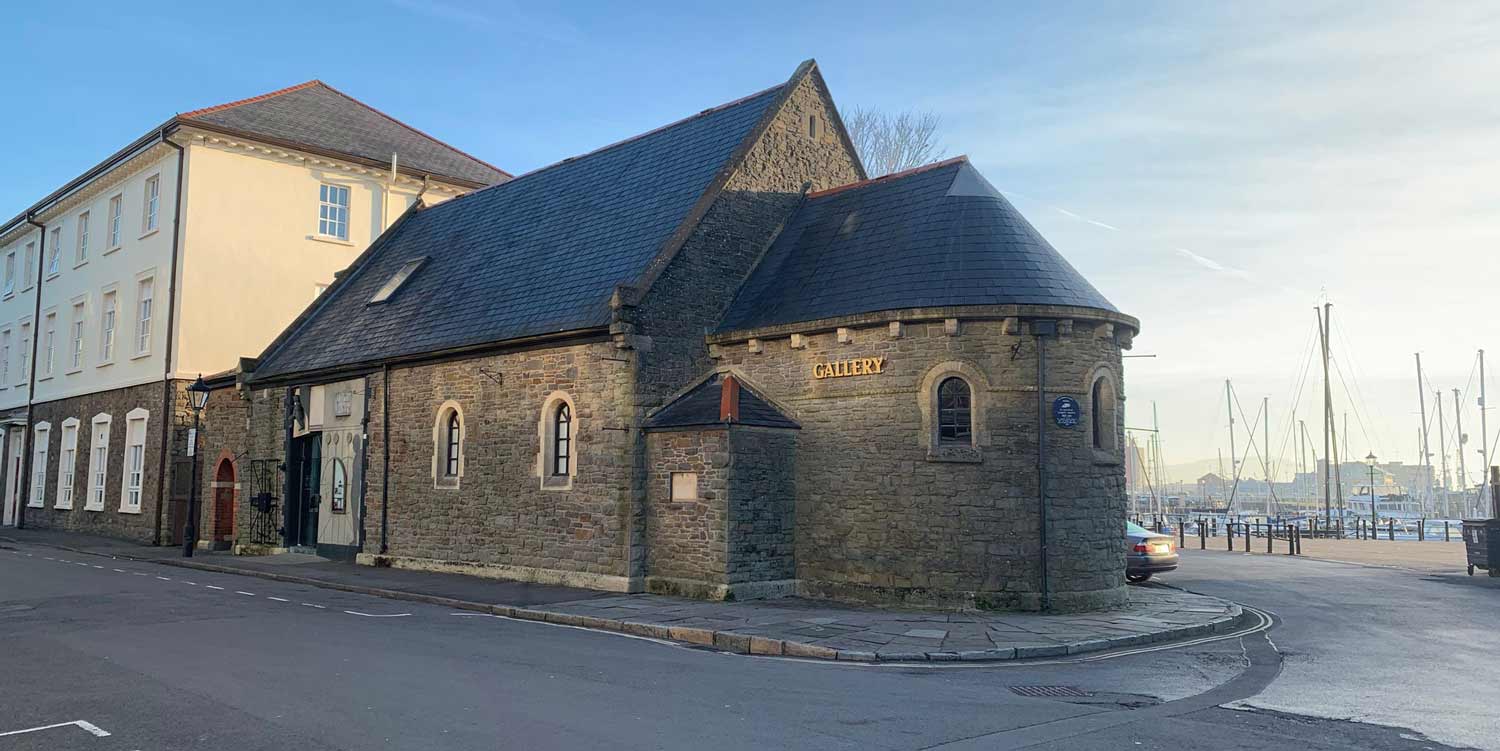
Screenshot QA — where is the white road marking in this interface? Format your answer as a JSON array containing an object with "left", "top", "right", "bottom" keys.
[
  {"left": 156, "top": 576, "right": 172, "bottom": 581},
  {"left": 112, "top": 568, "right": 126, "bottom": 573},
  {"left": 301, "top": 603, "right": 325, "bottom": 609},
  {"left": 235, "top": 591, "right": 256, "bottom": 597},
  {"left": 183, "top": 581, "right": 197, "bottom": 585},
  {"left": 205, "top": 585, "right": 224, "bottom": 590},
  {"left": 344, "top": 610, "right": 411, "bottom": 618},
  {"left": 0, "top": 719, "right": 112, "bottom": 738},
  {"left": 92, "top": 565, "right": 104, "bottom": 569},
  {"left": 132, "top": 572, "right": 148, "bottom": 576},
  {"left": 43, "top": 556, "right": 55, "bottom": 560},
  {"left": 267, "top": 597, "right": 289, "bottom": 602}
]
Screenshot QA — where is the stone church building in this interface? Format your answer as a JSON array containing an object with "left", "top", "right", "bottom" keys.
[{"left": 215, "top": 60, "right": 1140, "bottom": 611}]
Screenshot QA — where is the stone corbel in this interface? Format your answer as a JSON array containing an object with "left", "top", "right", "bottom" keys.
[
  {"left": 790, "top": 334, "right": 807, "bottom": 350},
  {"left": 943, "top": 318, "right": 960, "bottom": 336},
  {"left": 888, "top": 321, "right": 904, "bottom": 339},
  {"left": 1057, "top": 319, "right": 1074, "bottom": 336},
  {"left": 1002, "top": 317, "right": 1020, "bottom": 335},
  {"left": 748, "top": 338, "right": 763, "bottom": 354},
  {"left": 837, "top": 327, "right": 853, "bottom": 344}
]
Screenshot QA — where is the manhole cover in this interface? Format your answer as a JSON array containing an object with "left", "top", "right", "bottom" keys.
[{"left": 1009, "top": 685, "right": 1090, "bottom": 698}]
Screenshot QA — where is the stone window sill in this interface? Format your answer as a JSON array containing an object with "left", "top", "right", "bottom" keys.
[
  {"left": 138, "top": 229, "right": 160, "bottom": 241},
  {"left": 118, "top": 506, "right": 142, "bottom": 515},
  {"left": 433, "top": 477, "right": 460, "bottom": 491},
  {"left": 926, "top": 446, "right": 982, "bottom": 464},
  {"left": 541, "top": 474, "right": 573, "bottom": 491},
  {"left": 309, "top": 234, "right": 354, "bottom": 247}
]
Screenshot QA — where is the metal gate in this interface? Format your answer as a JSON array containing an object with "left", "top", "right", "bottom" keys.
[{"left": 246, "top": 458, "right": 283, "bottom": 546}]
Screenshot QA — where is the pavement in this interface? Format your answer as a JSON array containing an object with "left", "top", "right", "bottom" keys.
[
  {"left": 0, "top": 527, "right": 1244, "bottom": 663},
  {"left": 1, "top": 533, "right": 1479, "bottom": 751}
]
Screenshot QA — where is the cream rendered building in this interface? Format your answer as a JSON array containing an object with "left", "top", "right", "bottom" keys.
[{"left": 0, "top": 81, "right": 507, "bottom": 543}]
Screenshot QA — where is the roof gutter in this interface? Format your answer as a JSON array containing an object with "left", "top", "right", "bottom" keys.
[
  {"left": 152, "top": 127, "right": 186, "bottom": 547},
  {"left": 0, "top": 119, "right": 175, "bottom": 239},
  {"left": 247, "top": 326, "right": 612, "bottom": 390},
  {"left": 178, "top": 120, "right": 494, "bottom": 190}
]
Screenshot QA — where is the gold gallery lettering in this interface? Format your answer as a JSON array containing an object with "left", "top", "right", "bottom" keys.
[{"left": 812, "top": 357, "right": 887, "bottom": 379}]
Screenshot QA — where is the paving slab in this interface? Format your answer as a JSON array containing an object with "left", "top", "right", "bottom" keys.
[{"left": 2, "top": 527, "right": 1249, "bottom": 664}]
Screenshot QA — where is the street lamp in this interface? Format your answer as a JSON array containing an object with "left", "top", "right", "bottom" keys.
[
  {"left": 1365, "top": 452, "right": 1379, "bottom": 535},
  {"left": 182, "top": 375, "right": 211, "bottom": 558}
]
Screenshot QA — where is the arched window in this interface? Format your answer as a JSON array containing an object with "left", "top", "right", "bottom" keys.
[
  {"left": 1091, "top": 375, "right": 1117, "bottom": 452},
  {"left": 552, "top": 403, "right": 571, "bottom": 476},
  {"left": 330, "top": 458, "right": 348, "bottom": 513},
  {"left": 444, "top": 411, "right": 461, "bottom": 478},
  {"left": 431, "top": 401, "right": 464, "bottom": 488},
  {"left": 937, "top": 377, "right": 972, "bottom": 445}
]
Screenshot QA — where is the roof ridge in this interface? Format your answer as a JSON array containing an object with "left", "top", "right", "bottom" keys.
[
  {"left": 313, "top": 81, "right": 512, "bottom": 179},
  {"left": 178, "top": 80, "right": 324, "bottom": 119},
  {"left": 440, "top": 81, "right": 787, "bottom": 207},
  {"left": 805, "top": 155, "right": 969, "bottom": 200}
]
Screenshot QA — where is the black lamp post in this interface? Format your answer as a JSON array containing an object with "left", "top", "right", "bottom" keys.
[
  {"left": 1365, "top": 452, "right": 1378, "bottom": 533},
  {"left": 182, "top": 375, "right": 211, "bottom": 557}
]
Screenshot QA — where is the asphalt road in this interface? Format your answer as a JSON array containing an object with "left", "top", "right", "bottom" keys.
[{"left": 0, "top": 539, "right": 1489, "bottom": 750}]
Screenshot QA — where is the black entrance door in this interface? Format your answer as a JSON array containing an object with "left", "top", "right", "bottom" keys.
[{"left": 287, "top": 434, "right": 321, "bottom": 548}]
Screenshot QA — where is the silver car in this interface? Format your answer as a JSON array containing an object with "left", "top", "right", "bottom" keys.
[{"left": 1126, "top": 521, "right": 1179, "bottom": 583}]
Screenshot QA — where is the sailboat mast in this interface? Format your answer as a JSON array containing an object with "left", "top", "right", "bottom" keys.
[
  {"left": 1226, "top": 379, "right": 1237, "bottom": 516},
  {"left": 1319, "top": 305, "right": 1333, "bottom": 525},
  {"left": 1437, "top": 390, "right": 1450, "bottom": 516},
  {"left": 1263, "top": 396, "right": 1272, "bottom": 516},
  {"left": 1481, "top": 349, "right": 1491, "bottom": 518},
  {"left": 1416, "top": 353, "right": 1432, "bottom": 511},
  {"left": 1454, "top": 387, "right": 1468, "bottom": 514}
]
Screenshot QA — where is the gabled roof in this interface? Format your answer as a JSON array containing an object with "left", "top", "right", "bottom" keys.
[
  {"left": 182, "top": 80, "right": 508, "bottom": 186},
  {"left": 643, "top": 373, "right": 798, "bottom": 430},
  {"left": 251, "top": 75, "right": 797, "bottom": 383},
  {"left": 716, "top": 157, "right": 1122, "bottom": 334}
]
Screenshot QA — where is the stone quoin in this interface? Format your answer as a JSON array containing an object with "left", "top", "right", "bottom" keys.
[{"left": 219, "top": 59, "right": 1139, "bottom": 611}]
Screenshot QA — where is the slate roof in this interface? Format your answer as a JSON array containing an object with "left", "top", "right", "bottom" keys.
[
  {"left": 252, "top": 83, "right": 786, "bottom": 382},
  {"left": 716, "top": 157, "right": 1120, "bottom": 333},
  {"left": 643, "top": 373, "right": 799, "bottom": 430},
  {"left": 182, "top": 81, "right": 509, "bottom": 186}
]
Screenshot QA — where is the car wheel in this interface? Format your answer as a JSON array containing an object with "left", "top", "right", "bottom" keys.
[{"left": 1126, "top": 573, "right": 1152, "bottom": 583}]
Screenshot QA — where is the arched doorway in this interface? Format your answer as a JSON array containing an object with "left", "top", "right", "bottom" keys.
[{"left": 211, "top": 458, "right": 236, "bottom": 549}]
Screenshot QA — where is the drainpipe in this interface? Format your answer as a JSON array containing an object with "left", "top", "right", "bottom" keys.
[
  {"left": 1033, "top": 320, "right": 1059, "bottom": 611},
  {"left": 153, "top": 130, "right": 186, "bottom": 546},
  {"left": 380, "top": 363, "right": 390, "bottom": 554},
  {"left": 16, "top": 213, "right": 48, "bottom": 529}
]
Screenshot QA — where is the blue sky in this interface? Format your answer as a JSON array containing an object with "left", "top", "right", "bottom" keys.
[{"left": 7, "top": 1, "right": 1498, "bottom": 482}]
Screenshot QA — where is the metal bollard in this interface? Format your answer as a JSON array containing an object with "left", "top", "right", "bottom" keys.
[
  {"left": 1388, "top": 519, "right": 1395, "bottom": 541},
  {"left": 1295, "top": 525, "right": 1302, "bottom": 555},
  {"left": 1419, "top": 518, "right": 1425, "bottom": 542},
  {"left": 1227, "top": 523, "right": 1234, "bottom": 551},
  {"left": 1179, "top": 522, "right": 1186, "bottom": 549},
  {"left": 1267, "top": 524, "right": 1273, "bottom": 553},
  {"left": 1445, "top": 520, "right": 1451, "bottom": 542},
  {"left": 1200, "top": 520, "right": 1207, "bottom": 550}
]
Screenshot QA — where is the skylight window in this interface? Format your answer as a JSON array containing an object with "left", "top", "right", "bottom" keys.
[{"left": 368, "top": 258, "right": 426, "bottom": 304}]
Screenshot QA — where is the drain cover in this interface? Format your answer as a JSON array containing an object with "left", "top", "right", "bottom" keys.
[{"left": 1009, "top": 685, "right": 1089, "bottom": 698}]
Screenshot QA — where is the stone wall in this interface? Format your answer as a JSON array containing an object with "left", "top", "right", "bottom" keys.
[
  {"left": 23, "top": 380, "right": 174, "bottom": 543},
  {"left": 361, "top": 339, "right": 639, "bottom": 588},
  {"left": 711, "top": 313, "right": 1129, "bottom": 611},
  {"left": 643, "top": 428, "right": 730, "bottom": 590},
  {"left": 726, "top": 426, "right": 796, "bottom": 585},
  {"left": 643, "top": 425, "right": 797, "bottom": 599}
]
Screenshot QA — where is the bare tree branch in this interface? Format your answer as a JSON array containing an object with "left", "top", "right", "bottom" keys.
[{"left": 843, "top": 106, "right": 947, "bottom": 177}]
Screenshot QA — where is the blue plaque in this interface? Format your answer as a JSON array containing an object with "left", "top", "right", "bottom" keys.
[{"left": 1053, "top": 396, "right": 1081, "bottom": 428}]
